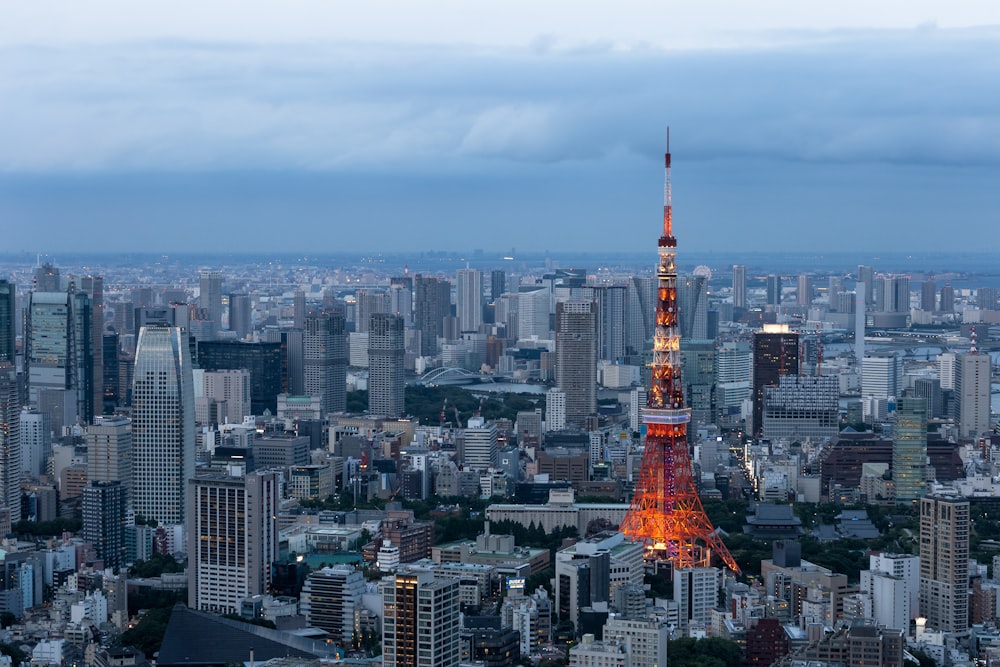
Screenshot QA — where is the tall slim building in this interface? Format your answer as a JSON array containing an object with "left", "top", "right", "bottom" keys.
[
  {"left": 625, "top": 276, "right": 655, "bottom": 356},
  {"left": 303, "top": 312, "right": 347, "bottom": 415},
  {"left": 0, "top": 363, "right": 21, "bottom": 522},
  {"left": 368, "top": 313, "right": 405, "bottom": 418},
  {"left": 382, "top": 570, "right": 461, "bottom": 667},
  {"left": 732, "top": 265, "right": 746, "bottom": 310},
  {"left": 893, "top": 398, "right": 927, "bottom": 504},
  {"left": 920, "top": 281, "right": 937, "bottom": 312},
  {"left": 228, "top": 293, "right": 251, "bottom": 339},
  {"left": 80, "top": 275, "right": 104, "bottom": 424},
  {"left": 34, "top": 262, "right": 60, "bottom": 291},
  {"left": 462, "top": 416, "right": 498, "bottom": 471},
  {"left": 919, "top": 494, "right": 969, "bottom": 634},
  {"left": 86, "top": 416, "right": 132, "bottom": 492},
  {"left": 293, "top": 290, "right": 306, "bottom": 329},
  {"left": 590, "top": 285, "right": 627, "bottom": 362},
  {"left": 956, "top": 350, "right": 990, "bottom": 438},
  {"left": 517, "top": 288, "right": 550, "bottom": 340},
  {"left": 862, "top": 354, "right": 903, "bottom": 399},
  {"left": 939, "top": 284, "right": 955, "bottom": 313},
  {"left": 555, "top": 300, "right": 597, "bottom": 429},
  {"left": 765, "top": 275, "right": 781, "bottom": 307},
  {"left": 456, "top": 268, "right": 483, "bottom": 333},
  {"left": 0, "top": 280, "right": 15, "bottom": 364},
  {"left": 132, "top": 326, "right": 195, "bottom": 527},
  {"left": 414, "top": 275, "right": 451, "bottom": 356},
  {"left": 796, "top": 274, "right": 812, "bottom": 307},
  {"left": 857, "top": 265, "right": 875, "bottom": 305},
  {"left": 19, "top": 408, "right": 47, "bottom": 478},
  {"left": 678, "top": 275, "right": 708, "bottom": 340},
  {"left": 188, "top": 469, "right": 280, "bottom": 614},
  {"left": 82, "top": 481, "right": 127, "bottom": 571},
  {"left": 199, "top": 271, "right": 223, "bottom": 338},
  {"left": 301, "top": 565, "right": 367, "bottom": 643},
  {"left": 752, "top": 326, "right": 800, "bottom": 437},
  {"left": 354, "top": 289, "right": 391, "bottom": 334},
  {"left": 977, "top": 287, "right": 999, "bottom": 311},
  {"left": 490, "top": 270, "right": 507, "bottom": 303},
  {"left": 389, "top": 276, "right": 414, "bottom": 326}
]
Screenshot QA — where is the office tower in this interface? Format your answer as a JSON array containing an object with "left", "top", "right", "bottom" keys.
[
  {"left": 893, "top": 398, "right": 927, "bottom": 503},
  {"left": 490, "top": 270, "right": 506, "bottom": 303},
  {"left": 796, "top": 274, "right": 812, "bottom": 307},
  {"left": 625, "top": 276, "right": 656, "bottom": 357},
  {"left": 188, "top": 469, "right": 280, "bottom": 614},
  {"left": 389, "top": 276, "right": 413, "bottom": 326},
  {"left": 293, "top": 290, "right": 306, "bottom": 329},
  {"left": 555, "top": 300, "right": 597, "bottom": 428},
  {"left": 80, "top": 275, "right": 104, "bottom": 424},
  {"left": 956, "top": 350, "right": 990, "bottom": 438},
  {"left": 765, "top": 274, "right": 780, "bottom": 306},
  {"left": 715, "top": 340, "right": 752, "bottom": 419},
  {"left": 977, "top": 287, "right": 999, "bottom": 311},
  {"left": 199, "top": 271, "right": 223, "bottom": 338},
  {"left": 200, "top": 369, "right": 252, "bottom": 424},
  {"left": 0, "top": 364, "right": 20, "bottom": 522},
  {"left": 862, "top": 354, "right": 902, "bottom": 399},
  {"left": 752, "top": 326, "right": 800, "bottom": 437},
  {"left": 82, "top": 481, "right": 127, "bottom": 571},
  {"left": 857, "top": 265, "right": 875, "bottom": 305},
  {"left": 26, "top": 288, "right": 94, "bottom": 426},
  {"left": 546, "top": 388, "right": 566, "bottom": 432},
  {"left": 414, "top": 275, "right": 451, "bottom": 356},
  {"left": 620, "top": 141, "right": 738, "bottom": 573},
  {"left": 587, "top": 285, "right": 627, "bottom": 362},
  {"left": 681, "top": 340, "right": 715, "bottom": 428},
  {"left": 0, "top": 280, "right": 14, "bottom": 364},
  {"left": 86, "top": 416, "right": 132, "bottom": 492},
  {"left": 300, "top": 565, "right": 367, "bottom": 643},
  {"left": 456, "top": 268, "right": 483, "bottom": 332},
  {"left": 919, "top": 494, "right": 969, "bottom": 633},
  {"left": 732, "top": 265, "right": 746, "bottom": 309},
  {"left": 463, "top": 415, "right": 498, "bottom": 471},
  {"left": 282, "top": 328, "right": 305, "bottom": 395},
  {"left": 368, "top": 313, "right": 405, "bottom": 418},
  {"left": 382, "top": 570, "right": 461, "bottom": 667},
  {"left": 517, "top": 287, "right": 550, "bottom": 340},
  {"left": 198, "top": 341, "right": 284, "bottom": 415},
  {"left": 677, "top": 275, "right": 708, "bottom": 341},
  {"left": 939, "top": 284, "right": 955, "bottom": 312},
  {"left": 920, "top": 281, "right": 937, "bottom": 312},
  {"left": 762, "top": 375, "right": 839, "bottom": 441},
  {"left": 102, "top": 333, "right": 119, "bottom": 414},
  {"left": 20, "top": 408, "right": 47, "bottom": 478},
  {"left": 874, "top": 274, "right": 910, "bottom": 313},
  {"left": 674, "top": 567, "right": 720, "bottom": 629},
  {"left": 828, "top": 276, "right": 844, "bottom": 311},
  {"left": 228, "top": 293, "right": 251, "bottom": 339},
  {"left": 132, "top": 326, "right": 195, "bottom": 527},
  {"left": 355, "top": 289, "right": 391, "bottom": 334},
  {"left": 855, "top": 285, "right": 866, "bottom": 369},
  {"left": 868, "top": 553, "right": 920, "bottom": 621},
  {"left": 302, "top": 311, "right": 348, "bottom": 415},
  {"left": 34, "top": 262, "right": 60, "bottom": 291}
]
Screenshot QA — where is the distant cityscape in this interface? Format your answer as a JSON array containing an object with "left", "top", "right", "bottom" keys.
[{"left": 0, "top": 235, "right": 997, "bottom": 667}]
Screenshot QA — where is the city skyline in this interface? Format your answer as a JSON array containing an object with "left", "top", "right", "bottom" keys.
[{"left": 2, "top": 3, "right": 1000, "bottom": 254}]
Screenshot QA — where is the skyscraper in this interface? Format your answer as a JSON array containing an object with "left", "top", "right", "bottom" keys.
[
  {"left": 199, "top": 271, "right": 223, "bottom": 338},
  {"left": 555, "top": 299, "right": 597, "bottom": 429},
  {"left": 0, "top": 280, "right": 15, "bottom": 364},
  {"left": 197, "top": 340, "right": 284, "bottom": 415},
  {"left": 956, "top": 350, "right": 990, "bottom": 438},
  {"left": 517, "top": 287, "right": 550, "bottom": 340},
  {"left": 796, "top": 274, "right": 812, "bottom": 307},
  {"left": 939, "top": 284, "right": 955, "bottom": 313},
  {"left": 303, "top": 312, "right": 347, "bottom": 415},
  {"left": 0, "top": 363, "right": 21, "bottom": 522},
  {"left": 414, "top": 275, "right": 451, "bottom": 356},
  {"left": 752, "top": 326, "right": 799, "bottom": 437},
  {"left": 462, "top": 415, "right": 498, "bottom": 471},
  {"left": 920, "top": 281, "right": 937, "bottom": 312},
  {"left": 732, "top": 265, "right": 746, "bottom": 310},
  {"left": 228, "top": 293, "right": 251, "bottom": 339},
  {"left": 490, "top": 270, "right": 506, "bottom": 303},
  {"left": 765, "top": 274, "right": 781, "bottom": 307},
  {"left": 382, "top": 570, "right": 461, "bottom": 667},
  {"left": 293, "top": 290, "right": 306, "bottom": 329},
  {"left": 862, "top": 354, "right": 903, "bottom": 400},
  {"left": 368, "top": 313, "right": 405, "bottom": 418},
  {"left": 86, "top": 416, "right": 132, "bottom": 492},
  {"left": 893, "top": 398, "right": 927, "bottom": 504},
  {"left": 80, "top": 275, "right": 104, "bottom": 425},
  {"left": 456, "top": 268, "right": 483, "bottom": 333},
  {"left": 919, "top": 494, "right": 969, "bottom": 634},
  {"left": 82, "top": 481, "right": 127, "bottom": 571},
  {"left": 301, "top": 565, "right": 367, "bottom": 643},
  {"left": 625, "top": 276, "right": 656, "bottom": 357},
  {"left": 589, "top": 285, "right": 627, "bottom": 362},
  {"left": 977, "top": 287, "right": 999, "bottom": 311},
  {"left": 389, "top": 276, "right": 414, "bottom": 326},
  {"left": 132, "top": 326, "right": 195, "bottom": 527},
  {"left": 678, "top": 275, "right": 708, "bottom": 340},
  {"left": 188, "top": 469, "right": 280, "bottom": 614},
  {"left": 857, "top": 265, "right": 875, "bottom": 305}
]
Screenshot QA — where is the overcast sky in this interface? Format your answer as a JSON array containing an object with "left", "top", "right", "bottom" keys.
[{"left": 2, "top": 1, "right": 999, "bottom": 255}]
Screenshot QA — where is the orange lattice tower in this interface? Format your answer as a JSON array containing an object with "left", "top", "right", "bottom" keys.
[{"left": 619, "top": 133, "right": 740, "bottom": 573}]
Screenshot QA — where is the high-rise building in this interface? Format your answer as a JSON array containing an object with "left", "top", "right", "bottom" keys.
[
  {"left": 302, "top": 311, "right": 348, "bottom": 416},
  {"left": 293, "top": 290, "right": 306, "bottom": 329},
  {"left": 389, "top": 276, "right": 414, "bottom": 326},
  {"left": 874, "top": 274, "right": 910, "bottom": 313},
  {"left": 517, "top": 288, "right": 550, "bottom": 341},
  {"left": 673, "top": 567, "right": 720, "bottom": 630},
  {"left": 368, "top": 313, "right": 405, "bottom": 418},
  {"left": 920, "top": 281, "right": 937, "bottom": 312},
  {"left": 732, "top": 265, "right": 746, "bottom": 310},
  {"left": 939, "top": 284, "right": 955, "bottom": 313},
  {"left": 456, "top": 268, "right": 483, "bottom": 333},
  {"left": 199, "top": 271, "right": 223, "bottom": 338},
  {"left": 555, "top": 300, "right": 597, "bottom": 429},
  {"left": 19, "top": 408, "right": 47, "bottom": 479},
  {"left": 752, "top": 326, "right": 799, "bottom": 437},
  {"left": 132, "top": 326, "right": 195, "bottom": 527},
  {"left": 382, "top": 570, "right": 461, "bottom": 667},
  {"left": 765, "top": 274, "right": 781, "bottom": 307},
  {"left": 354, "top": 289, "right": 391, "bottom": 334},
  {"left": 34, "top": 262, "right": 60, "bottom": 291},
  {"left": 893, "top": 398, "right": 927, "bottom": 503},
  {"left": 0, "top": 364, "right": 21, "bottom": 522},
  {"left": 102, "top": 332, "right": 119, "bottom": 414},
  {"left": 82, "top": 481, "right": 127, "bottom": 571},
  {"left": 762, "top": 375, "right": 839, "bottom": 441},
  {"left": 79, "top": 275, "right": 104, "bottom": 424},
  {"left": 187, "top": 469, "right": 279, "bottom": 614},
  {"left": 462, "top": 416, "right": 498, "bottom": 472},
  {"left": 197, "top": 341, "right": 284, "bottom": 415},
  {"left": 490, "top": 270, "right": 506, "bottom": 303},
  {"left": 857, "top": 265, "right": 875, "bottom": 305},
  {"left": 0, "top": 280, "right": 15, "bottom": 365},
  {"left": 228, "top": 293, "right": 251, "bottom": 339},
  {"left": 678, "top": 275, "right": 708, "bottom": 341},
  {"left": 956, "top": 351, "right": 990, "bottom": 438},
  {"left": 86, "top": 416, "right": 132, "bottom": 492},
  {"left": 589, "top": 285, "right": 627, "bottom": 362},
  {"left": 828, "top": 276, "right": 844, "bottom": 311},
  {"left": 301, "top": 565, "right": 367, "bottom": 643},
  {"left": 796, "top": 274, "right": 813, "bottom": 307},
  {"left": 977, "top": 287, "right": 999, "bottom": 311},
  {"left": 862, "top": 354, "right": 903, "bottom": 400},
  {"left": 199, "top": 369, "right": 252, "bottom": 425},
  {"left": 414, "top": 275, "right": 451, "bottom": 356},
  {"left": 919, "top": 494, "right": 969, "bottom": 634},
  {"left": 546, "top": 388, "right": 566, "bottom": 432}
]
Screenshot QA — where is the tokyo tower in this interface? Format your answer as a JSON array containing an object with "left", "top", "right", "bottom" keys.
[{"left": 619, "top": 134, "right": 740, "bottom": 574}]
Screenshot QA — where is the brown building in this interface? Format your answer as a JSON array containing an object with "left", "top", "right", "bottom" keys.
[
  {"left": 744, "top": 618, "right": 789, "bottom": 667},
  {"left": 820, "top": 434, "right": 963, "bottom": 495},
  {"left": 364, "top": 510, "right": 435, "bottom": 565},
  {"left": 536, "top": 447, "right": 589, "bottom": 483}
]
